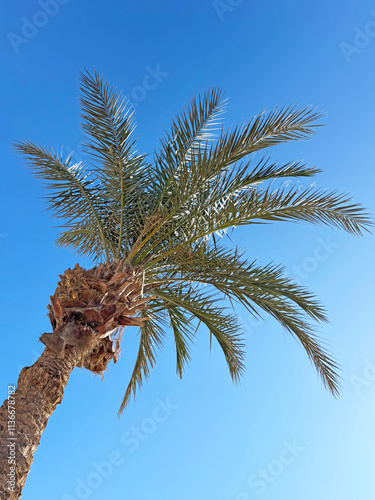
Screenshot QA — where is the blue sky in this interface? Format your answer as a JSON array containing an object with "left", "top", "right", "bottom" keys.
[{"left": 1, "top": 1, "right": 375, "bottom": 499}]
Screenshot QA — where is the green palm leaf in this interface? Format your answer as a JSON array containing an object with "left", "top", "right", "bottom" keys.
[
  {"left": 210, "top": 105, "right": 323, "bottom": 168},
  {"left": 79, "top": 69, "right": 151, "bottom": 257},
  {"left": 118, "top": 307, "right": 166, "bottom": 415},
  {"left": 155, "top": 287, "right": 246, "bottom": 384},
  {"left": 14, "top": 140, "right": 114, "bottom": 260},
  {"left": 167, "top": 306, "right": 195, "bottom": 378}
]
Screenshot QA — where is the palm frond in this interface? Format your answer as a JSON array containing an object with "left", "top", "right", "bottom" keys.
[
  {"left": 205, "top": 156, "right": 321, "bottom": 200},
  {"left": 155, "top": 288, "right": 246, "bottom": 383},
  {"left": 210, "top": 105, "right": 323, "bottom": 168},
  {"left": 179, "top": 184, "right": 371, "bottom": 249},
  {"left": 124, "top": 88, "right": 228, "bottom": 263},
  {"left": 255, "top": 297, "right": 341, "bottom": 396},
  {"left": 79, "top": 68, "right": 137, "bottom": 169},
  {"left": 147, "top": 244, "right": 340, "bottom": 395},
  {"left": 150, "top": 245, "right": 326, "bottom": 319},
  {"left": 118, "top": 308, "right": 166, "bottom": 416},
  {"left": 79, "top": 69, "right": 150, "bottom": 257},
  {"left": 167, "top": 306, "right": 196, "bottom": 378},
  {"left": 14, "top": 140, "right": 114, "bottom": 260},
  {"left": 56, "top": 220, "right": 109, "bottom": 261},
  {"left": 130, "top": 158, "right": 322, "bottom": 263},
  {"left": 151, "top": 105, "right": 322, "bottom": 215},
  {"left": 152, "top": 87, "right": 227, "bottom": 199}
]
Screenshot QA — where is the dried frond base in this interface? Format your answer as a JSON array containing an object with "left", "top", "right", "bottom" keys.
[{"left": 41, "top": 261, "right": 153, "bottom": 375}]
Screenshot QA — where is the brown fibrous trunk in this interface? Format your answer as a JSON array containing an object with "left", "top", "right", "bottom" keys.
[
  {"left": 0, "top": 261, "right": 153, "bottom": 498},
  {"left": 0, "top": 343, "right": 78, "bottom": 498}
]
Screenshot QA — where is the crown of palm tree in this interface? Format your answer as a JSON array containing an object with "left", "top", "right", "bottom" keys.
[{"left": 15, "top": 69, "right": 371, "bottom": 415}]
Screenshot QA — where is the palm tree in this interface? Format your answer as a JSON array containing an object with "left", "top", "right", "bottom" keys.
[{"left": 0, "top": 69, "right": 371, "bottom": 498}]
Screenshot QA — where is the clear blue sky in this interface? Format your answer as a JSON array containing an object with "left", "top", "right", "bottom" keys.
[{"left": 1, "top": 1, "right": 375, "bottom": 499}]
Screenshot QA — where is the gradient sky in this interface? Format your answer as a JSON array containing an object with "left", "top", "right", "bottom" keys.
[{"left": 1, "top": 1, "right": 375, "bottom": 499}]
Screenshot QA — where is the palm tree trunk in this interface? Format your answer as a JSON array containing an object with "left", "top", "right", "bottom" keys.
[
  {"left": 0, "top": 263, "right": 147, "bottom": 498},
  {"left": 0, "top": 344, "right": 78, "bottom": 499}
]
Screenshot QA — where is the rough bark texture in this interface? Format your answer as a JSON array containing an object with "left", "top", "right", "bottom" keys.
[
  {"left": 0, "top": 343, "right": 77, "bottom": 499},
  {"left": 0, "top": 261, "right": 153, "bottom": 498}
]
